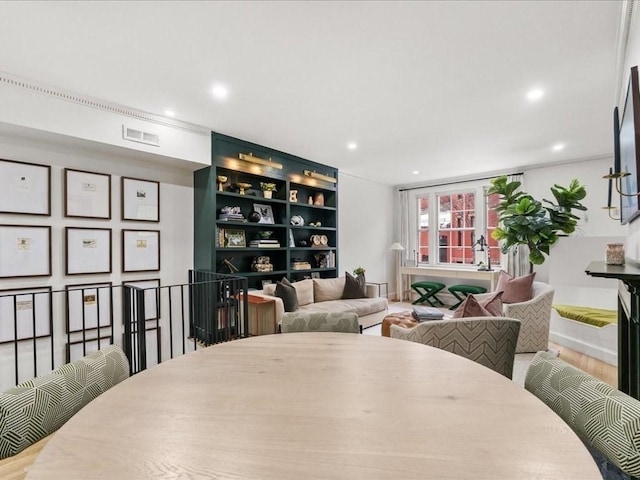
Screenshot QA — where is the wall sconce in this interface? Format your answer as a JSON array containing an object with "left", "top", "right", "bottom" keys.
[
  {"left": 303, "top": 170, "right": 337, "bottom": 184},
  {"left": 603, "top": 166, "right": 634, "bottom": 221},
  {"left": 602, "top": 206, "right": 621, "bottom": 221},
  {"left": 238, "top": 152, "right": 283, "bottom": 170}
]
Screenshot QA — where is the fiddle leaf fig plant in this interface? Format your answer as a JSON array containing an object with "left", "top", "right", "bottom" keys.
[{"left": 487, "top": 175, "right": 587, "bottom": 270}]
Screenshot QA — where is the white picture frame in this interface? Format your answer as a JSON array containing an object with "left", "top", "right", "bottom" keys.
[
  {"left": 253, "top": 203, "right": 274, "bottom": 224},
  {"left": 122, "top": 177, "right": 160, "bottom": 222},
  {"left": 0, "top": 159, "right": 51, "bottom": 216},
  {"left": 65, "top": 227, "right": 112, "bottom": 275},
  {"left": 0, "top": 287, "right": 51, "bottom": 343},
  {"left": 64, "top": 168, "right": 111, "bottom": 219},
  {"left": 65, "top": 282, "right": 113, "bottom": 333},
  {"left": 0, "top": 225, "right": 51, "bottom": 278},
  {"left": 122, "top": 230, "right": 160, "bottom": 272}
]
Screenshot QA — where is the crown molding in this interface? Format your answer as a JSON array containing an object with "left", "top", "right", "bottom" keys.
[{"left": 0, "top": 71, "right": 210, "bottom": 136}]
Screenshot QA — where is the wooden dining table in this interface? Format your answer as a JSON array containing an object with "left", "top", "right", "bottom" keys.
[{"left": 26, "top": 333, "right": 601, "bottom": 479}]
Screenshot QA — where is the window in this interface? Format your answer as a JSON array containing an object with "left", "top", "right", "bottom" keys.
[{"left": 414, "top": 184, "right": 501, "bottom": 268}]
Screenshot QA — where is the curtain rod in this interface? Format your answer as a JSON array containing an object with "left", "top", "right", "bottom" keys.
[{"left": 397, "top": 171, "right": 524, "bottom": 192}]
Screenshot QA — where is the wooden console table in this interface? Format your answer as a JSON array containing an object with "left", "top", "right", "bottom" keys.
[
  {"left": 400, "top": 266, "right": 499, "bottom": 301},
  {"left": 585, "top": 261, "right": 640, "bottom": 399}
]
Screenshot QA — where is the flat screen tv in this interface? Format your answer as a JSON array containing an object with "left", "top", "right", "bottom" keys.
[{"left": 618, "top": 66, "right": 640, "bottom": 224}]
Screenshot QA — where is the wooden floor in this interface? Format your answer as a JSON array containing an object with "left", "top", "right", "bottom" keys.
[{"left": 550, "top": 341, "right": 618, "bottom": 387}]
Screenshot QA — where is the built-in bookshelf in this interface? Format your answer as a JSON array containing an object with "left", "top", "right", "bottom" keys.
[{"left": 194, "top": 132, "right": 339, "bottom": 289}]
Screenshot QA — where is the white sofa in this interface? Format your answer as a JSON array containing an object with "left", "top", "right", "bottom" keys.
[{"left": 252, "top": 277, "right": 388, "bottom": 330}]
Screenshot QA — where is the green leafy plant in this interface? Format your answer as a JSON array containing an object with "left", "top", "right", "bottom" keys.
[
  {"left": 487, "top": 175, "right": 587, "bottom": 271},
  {"left": 353, "top": 266, "right": 365, "bottom": 276},
  {"left": 260, "top": 182, "right": 277, "bottom": 192}
]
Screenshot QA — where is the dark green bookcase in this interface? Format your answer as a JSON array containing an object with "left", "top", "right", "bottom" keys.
[{"left": 194, "top": 132, "right": 339, "bottom": 289}]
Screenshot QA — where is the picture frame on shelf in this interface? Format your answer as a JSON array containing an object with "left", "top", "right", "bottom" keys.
[
  {"left": 224, "top": 229, "right": 246, "bottom": 248},
  {"left": 0, "top": 225, "right": 51, "bottom": 278},
  {"left": 0, "top": 159, "right": 51, "bottom": 215},
  {"left": 122, "top": 229, "right": 160, "bottom": 272},
  {"left": 65, "top": 282, "right": 113, "bottom": 333},
  {"left": 253, "top": 203, "right": 274, "bottom": 224},
  {"left": 65, "top": 227, "right": 112, "bottom": 275},
  {"left": 289, "top": 230, "right": 295, "bottom": 247},
  {"left": 123, "top": 278, "right": 160, "bottom": 321},
  {"left": 64, "top": 168, "right": 111, "bottom": 219},
  {"left": 0, "top": 286, "right": 52, "bottom": 343},
  {"left": 121, "top": 177, "right": 160, "bottom": 222}
]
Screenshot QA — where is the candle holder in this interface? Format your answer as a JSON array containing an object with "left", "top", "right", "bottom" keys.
[
  {"left": 602, "top": 206, "right": 621, "bottom": 221},
  {"left": 603, "top": 171, "right": 637, "bottom": 197}
]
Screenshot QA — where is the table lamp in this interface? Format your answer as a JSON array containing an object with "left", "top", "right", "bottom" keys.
[{"left": 389, "top": 242, "right": 405, "bottom": 301}]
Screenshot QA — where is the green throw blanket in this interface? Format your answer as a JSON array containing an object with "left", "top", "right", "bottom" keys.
[{"left": 552, "top": 304, "right": 617, "bottom": 328}]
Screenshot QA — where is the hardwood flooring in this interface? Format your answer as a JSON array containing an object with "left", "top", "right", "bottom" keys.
[{"left": 550, "top": 341, "right": 618, "bottom": 388}]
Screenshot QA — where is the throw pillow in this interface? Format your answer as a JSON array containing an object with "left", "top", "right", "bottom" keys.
[
  {"left": 275, "top": 278, "right": 298, "bottom": 312},
  {"left": 452, "top": 294, "right": 492, "bottom": 318},
  {"left": 262, "top": 283, "right": 277, "bottom": 296},
  {"left": 313, "top": 277, "right": 346, "bottom": 302},
  {"left": 477, "top": 290, "right": 504, "bottom": 316},
  {"left": 293, "top": 279, "right": 314, "bottom": 306},
  {"left": 342, "top": 271, "right": 366, "bottom": 299},
  {"left": 495, "top": 270, "right": 536, "bottom": 304}
]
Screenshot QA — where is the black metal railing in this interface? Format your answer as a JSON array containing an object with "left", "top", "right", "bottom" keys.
[{"left": 0, "top": 270, "right": 248, "bottom": 390}]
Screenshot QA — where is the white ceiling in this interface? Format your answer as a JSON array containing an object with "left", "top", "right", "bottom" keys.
[{"left": 0, "top": 1, "right": 622, "bottom": 186}]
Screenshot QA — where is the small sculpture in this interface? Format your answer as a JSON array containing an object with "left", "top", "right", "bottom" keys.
[
  {"left": 217, "top": 175, "right": 228, "bottom": 191},
  {"left": 290, "top": 190, "right": 298, "bottom": 203}
]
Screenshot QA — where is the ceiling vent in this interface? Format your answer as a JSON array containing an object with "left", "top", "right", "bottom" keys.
[{"left": 122, "top": 125, "right": 160, "bottom": 147}]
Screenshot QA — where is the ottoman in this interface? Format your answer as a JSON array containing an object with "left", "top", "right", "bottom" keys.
[{"left": 381, "top": 311, "right": 419, "bottom": 337}]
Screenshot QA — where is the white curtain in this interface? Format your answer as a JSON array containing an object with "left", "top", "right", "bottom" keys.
[
  {"left": 399, "top": 190, "right": 410, "bottom": 265},
  {"left": 498, "top": 173, "right": 529, "bottom": 276}
]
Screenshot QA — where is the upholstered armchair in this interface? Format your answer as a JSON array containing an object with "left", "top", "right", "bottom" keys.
[
  {"left": 280, "top": 312, "right": 360, "bottom": 333},
  {"left": 390, "top": 316, "right": 521, "bottom": 379},
  {"left": 502, "top": 281, "right": 554, "bottom": 353}
]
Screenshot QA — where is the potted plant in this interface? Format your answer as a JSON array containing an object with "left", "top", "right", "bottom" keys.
[
  {"left": 487, "top": 175, "right": 587, "bottom": 272},
  {"left": 260, "top": 182, "right": 277, "bottom": 199},
  {"left": 353, "top": 266, "right": 365, "bottom": 277}
]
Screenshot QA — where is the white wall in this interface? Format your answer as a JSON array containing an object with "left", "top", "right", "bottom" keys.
[
  {"left": 338, "top": 172, "right": 396, "bottom": 297},
  {"left": 0, "top": 129, "right": 194, "bottom": 389},
  {"left": 525, "top": 156, "right": 626, "bottom": 282}
]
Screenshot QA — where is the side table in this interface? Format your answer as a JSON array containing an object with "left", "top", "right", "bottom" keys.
[
  {"left": 367, "top": 282, "right": 389, "bottom": 299},
  {"left": 240, "top": 295, "right": 277, "bottom": 336}
]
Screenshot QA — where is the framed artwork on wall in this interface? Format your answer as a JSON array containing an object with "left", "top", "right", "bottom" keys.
[
  {"left": 65, "top": 282, "right": 113, "bottom": 333},
  {"left": 122, "top": 278, "right": 160, "bottom": 321},
  {"left": 122, "top": 177, "right": 160, "bottom": 222},
  {"left": 64, "top": 168, "right": 111, "bottom": 219},
  {"left": 65, "top": 227, "right": 112, "bottom": 275},
  {"left": 122, "top": 229, "right": 160, "bottom": 272},
  {"left": 0, "top": 287, "right": 52, "bottom": 343},
  {"left": 0, "top": 225, "right": 51, "bottom": 278},
  {"left": 0, "top": 159, "right": 51, "bottom": 216}
]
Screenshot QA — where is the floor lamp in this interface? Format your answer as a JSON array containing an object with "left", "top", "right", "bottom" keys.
[{"left": 389, "top": 242, "right": 405, "bottom": 301}]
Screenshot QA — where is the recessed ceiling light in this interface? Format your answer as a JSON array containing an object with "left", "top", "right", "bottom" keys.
[
  {"left": 552, "top": 143, "right": 565, "bottom": 151},
  {"left": 212, "top": 84, "right": 229, "bottom": 100},
  {"left": 164, "top": 110, "right": 175, "bottom": 117},
  {"left": 413, "top": 170, "right": 419, "bottom": 175},
  {"left": 527, "top": 88, "right": 544, "bottom": 101},
  {"left": 347, "top": 142, "right": 357, "bottom": 150}
]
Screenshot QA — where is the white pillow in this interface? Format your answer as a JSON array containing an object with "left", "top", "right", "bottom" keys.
[
  {"left": 263, "top": 283, "right": 277, "bottom": 296},
  {"left": 293, "top": 279, "right": 314, "bottom": 306},
  {"left": 313, "top": 277, "right": 346, "bottom": 302}
]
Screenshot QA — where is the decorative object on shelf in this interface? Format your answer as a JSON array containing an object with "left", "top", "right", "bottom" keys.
[
  {"left": 310, "top": 235, "right": 321, "bottom": 247},
  {"left": 260, "top": 182, "right": 277, "bottom": 199},
  {"left": 239, "top": 152, "right": 283, "bottom": 170},
  {"left": 0, "top": 159, "right": 51, "bottom": 216},
  {"left": 353, "top": 266, "right": 365, "bottom": 276},
  {"left": 121, "top": 176, "right": 160, "bottom": 222},
  {"left": 253, "top": 203, "right": 274, "bottom": 224},
  {"left": 303, "top": 170, "right": 337, "bottom": 184},
  {"left": 290, "top": 190, "right": 298, "bottom": 203},
  {"left": 247, "top": 210, "right": 261, "bottom": 223},
  {"left": 220, "top": 257, "right": 239, "bottom": 273},
  {"left": 314, "top": 192, "right": 325, "bottom": 206},
  {"left": 64, "top": 168, "right": 112, "bottom": 219},
  {"left": 308, "top": 196, "right": 313, "bottom": 205},
  {"left": 258, "top": 230, "right": 273, "bottom": 239},
  {"left": 219, "top": 206, "right": 245, "bottom": 222},
  {"left": 217, "top": 175, "right": 228, "bottom": 191},
  {"left": 488, "top": 175, "right": 587, "bottom": 271},
  {"left": 309, "top": 222, "right": 322, "bottom": 227},
  {"left": 237, "top": 182, "right": 252, "bottom": 195},
  {"left": 224, "top": 229, "right": 246, "bottom": 248},
  {"left": 606, "top": 243, "right": 625, "bottom": 265},
  {"left": 251, "top": 256, "right": 274, "bottom": 272},
  {"left": 299, "top": 240, "right": 308, "bottom": 247},
  {"left": 290, "top": 215, "right": 305, "bottom": 226},
  {"left": 289, "top": 230, "right": 295, "bottom": 247}
]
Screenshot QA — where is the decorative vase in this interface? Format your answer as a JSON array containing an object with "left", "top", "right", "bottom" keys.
[
  {"left": 263, "top": 190, "right": 273, "bottom": 199},
  {"left": 606, "top": 243, "right": 625, "bottom": 265}
]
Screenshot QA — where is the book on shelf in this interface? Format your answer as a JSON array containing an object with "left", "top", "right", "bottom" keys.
[
  {"left": 291, "top": 261, "right": 312, "bottom": 270},
  {"left": 249, "top": 241, "right": 281, "bottom": 248}
]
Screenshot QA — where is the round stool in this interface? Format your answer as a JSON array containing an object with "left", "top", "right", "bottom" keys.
[
  {"left": 447, "top": 284, "right": 488, "bottom": 310},
  {"left": 410, "top": 281, "right": 446, "bottom": 306}
]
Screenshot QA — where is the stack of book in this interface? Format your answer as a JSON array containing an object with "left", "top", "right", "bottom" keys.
[
  {"left": 218, "top": 213, "right": 245, "bottom": 221},
  {"left": 249, "top": 239, "right": 281, "bottom": 248},
  {"left": 412, "top": 306, "right": 444, "bottom": 322},
  {"left": 291, "top": 261, "right": 312, "bottom": 270}
]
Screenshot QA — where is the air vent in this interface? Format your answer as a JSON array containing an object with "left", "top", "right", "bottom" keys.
[{"left": 122, "top": 125, "right": 160, "bottom": 147}]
